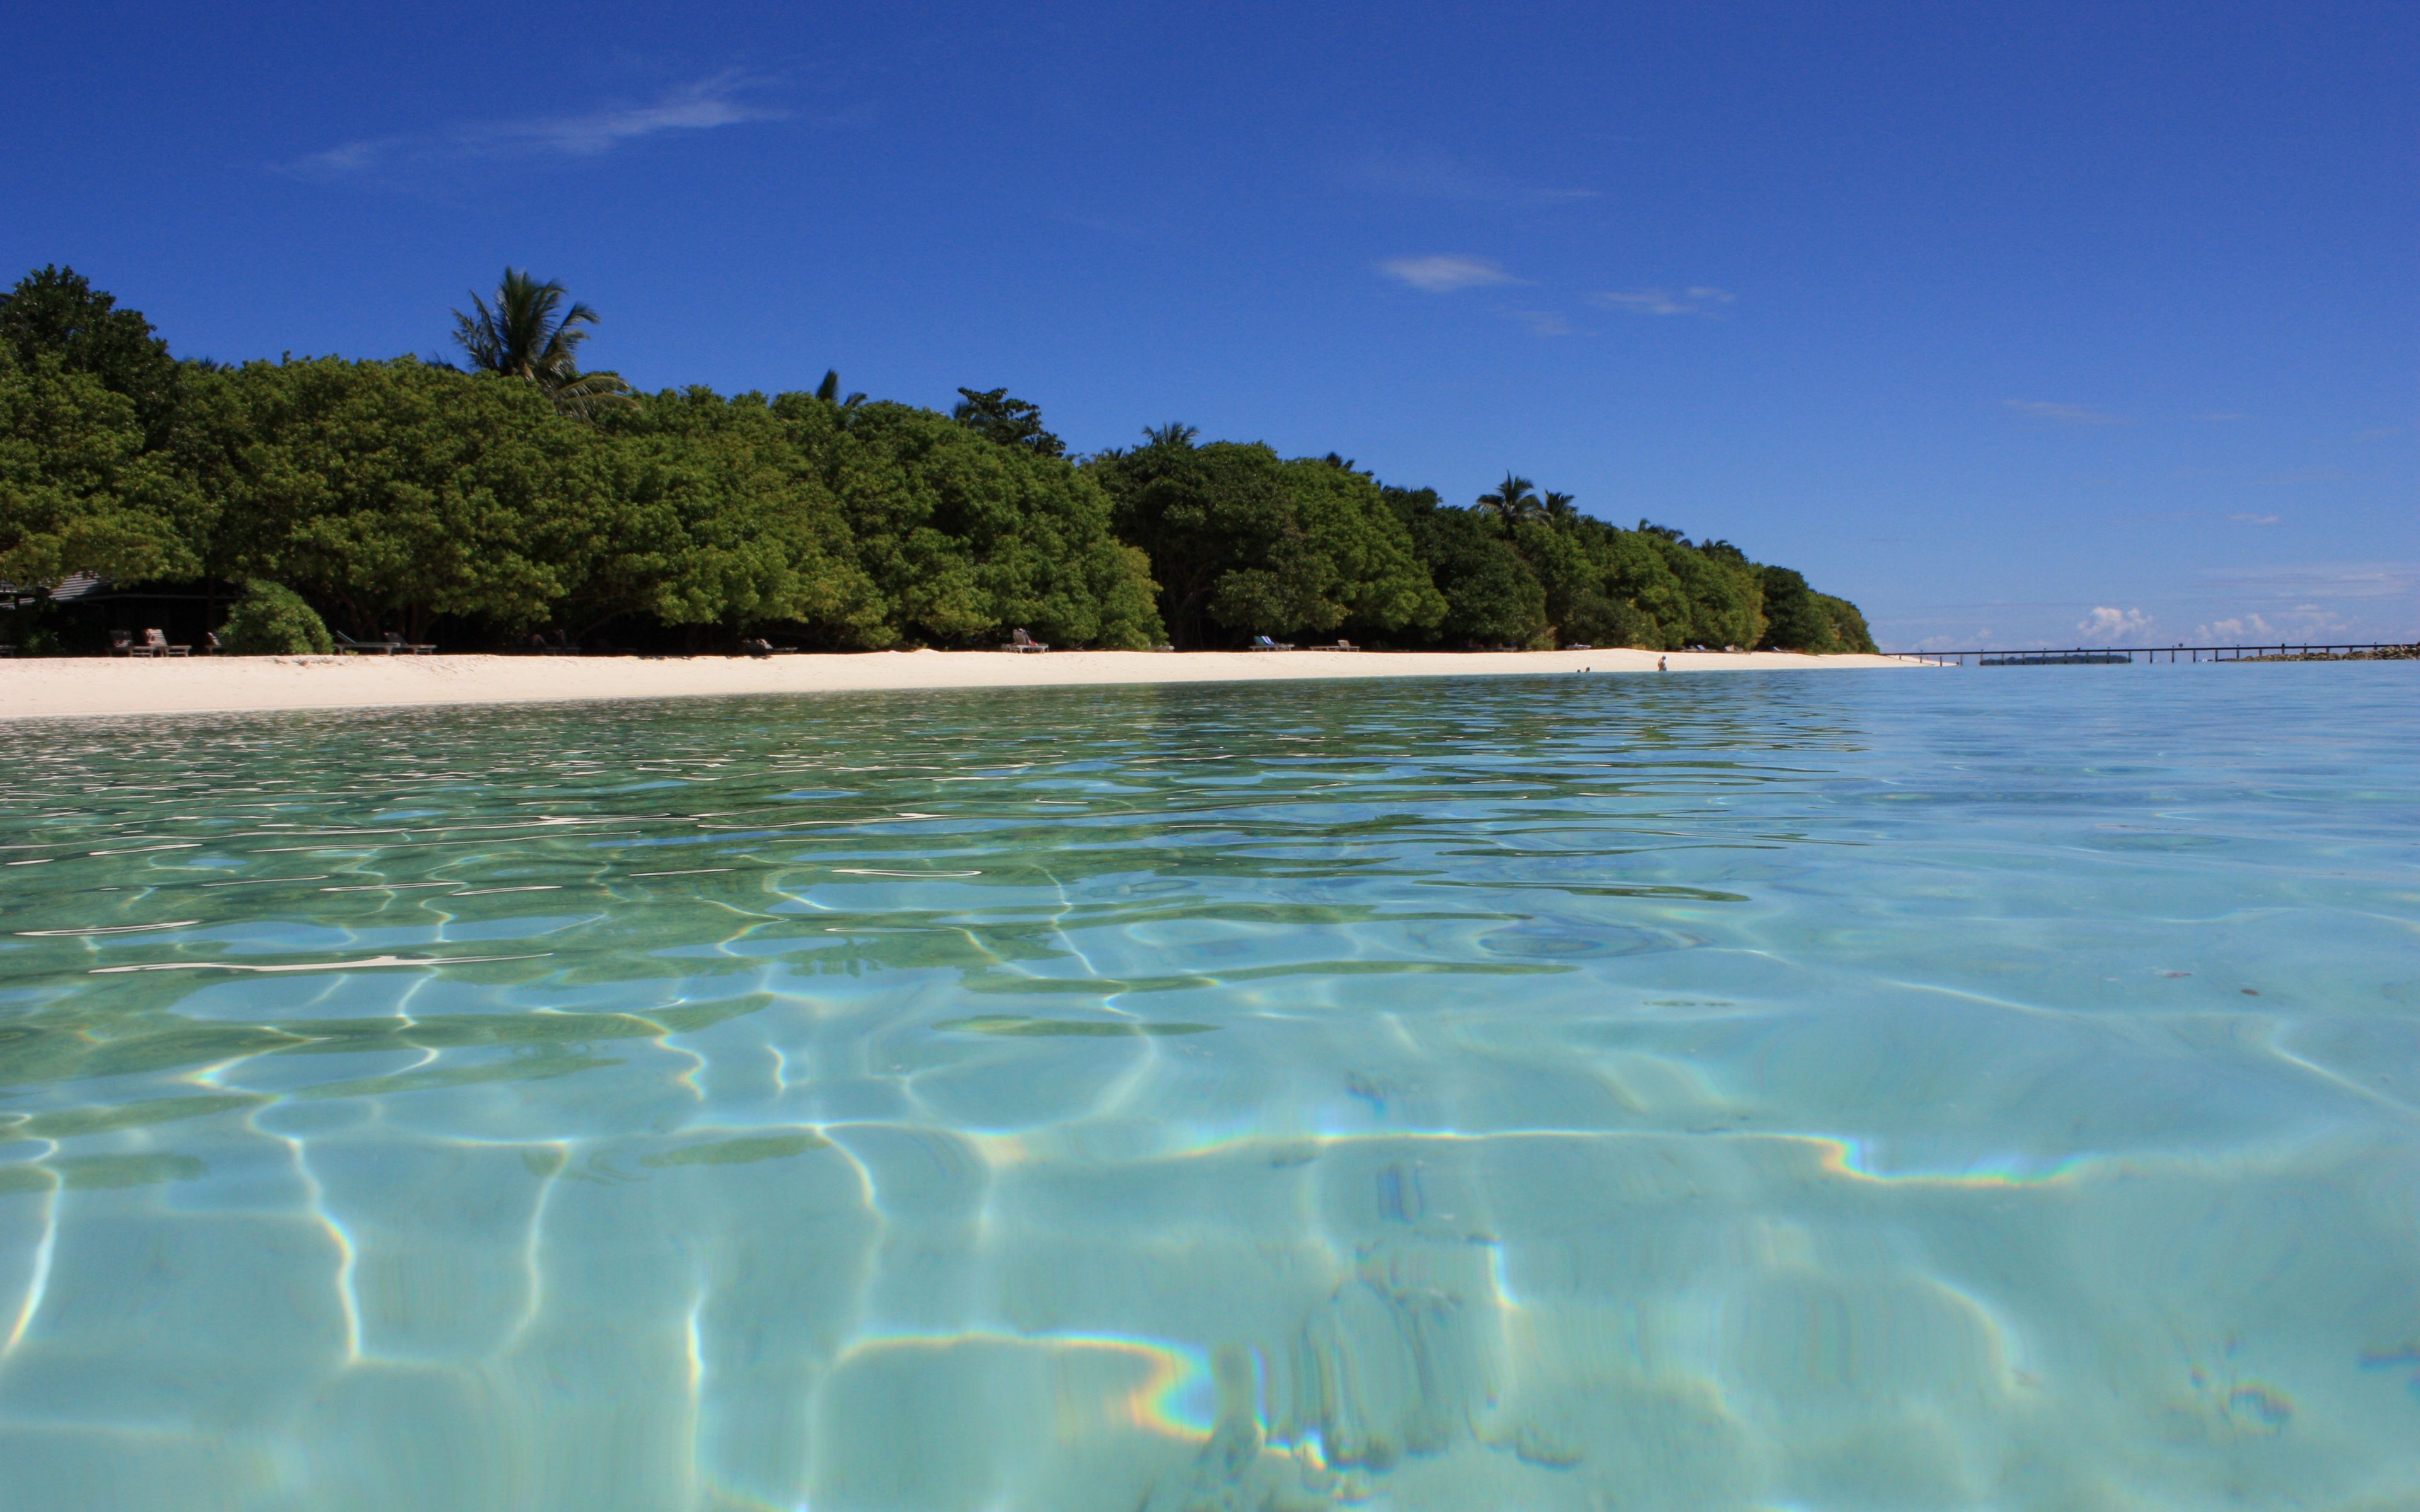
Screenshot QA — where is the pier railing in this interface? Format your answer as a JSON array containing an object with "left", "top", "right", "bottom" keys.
[{"left": 1893, "top": 643, "right": 2416, "bottom": 667}]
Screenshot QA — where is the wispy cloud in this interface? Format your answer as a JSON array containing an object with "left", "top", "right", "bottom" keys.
[
  {"left": 1904, "top": 630, "right": 1995, "bottom": 651},
  {"left": 2078, "top": 605, "right": 2153, "bottom": 642},
  {"left": 288, "top": 72, "right": 784, "bottom": 179},
  {"left": 2003, "top": 400, "right": 2129, "bottom": 425},
  {"left": 2194, "top": 613, "right": 2276, "bottom": 641},
  {"left": 2194, "top": 411, "right": 2252, "bottom": 422},
  {"left": 2198, "top": 561, "right": 2418, "bottom": 602},
  {"left": 1509, "top": 309, "right": 1572, "bottom": 337},
  {"left": 1592, "top": 287, "right": 1734, "bottom": 316},
  {"left": 2186, "top": 565, "right": 2419, "bottom": 643},
  {"left": 2227, "top": 512, "right": 2281, "bottom": 525},
  {"left": 2199, "top": 607, "right": 2358, "bottom": 641},
  {"left": 1380, "top": 255, "right": 1523, "bottom": 294}
]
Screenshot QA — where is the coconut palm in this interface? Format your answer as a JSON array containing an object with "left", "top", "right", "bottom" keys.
[
  {"left": 451, "top": 268, "right": 632, "bottom": 416},
  {"left": 1142, "top": 421, "right": 1199, "bottom": 450},
  {"left": 815, "top": 369, "right": 867, "bottom": 409},
  {"left": 1477, "top": 472, "right": 1539, "bottom": 529},
  {"left": 1541, "top": 490, "right": 1579, "bottom": 525}
]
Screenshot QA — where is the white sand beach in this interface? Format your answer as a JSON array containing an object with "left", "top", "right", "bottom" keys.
[{"left": 0, "top": 646, "right": 1924, "bottom": 721}]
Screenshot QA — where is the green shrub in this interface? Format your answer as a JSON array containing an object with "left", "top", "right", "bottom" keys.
[{"left": 218, "top": 579, "right": 332, "bottom": 655}]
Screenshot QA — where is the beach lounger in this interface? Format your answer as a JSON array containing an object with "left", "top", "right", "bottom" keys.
[
  {"left": 142, "top": 629, "right": 190, "bottom": 657},
  {"left": 335, "top": 631, "right": 436, "bottom": 655},
  {"left": 110, "top": 629, "right": 144, "bottom": 657},
  {"left": 1250, "top": 635, "right": 1294, "bottom": 651},
  {"left": 1325, "top": 639, "right": 1358, "bottom": 651},
  {"left": 1003, "top": 627, "right": 1049, "bottom": 653}
]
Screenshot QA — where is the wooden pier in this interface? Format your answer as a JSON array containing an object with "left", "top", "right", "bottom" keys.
[{"left": 1895, "top": 643, "right": 2416, "bottom": 667}]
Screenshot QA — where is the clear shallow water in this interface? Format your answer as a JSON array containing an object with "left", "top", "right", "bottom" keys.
[{"left": 0, "top": 667, "right": 2414, "bottom": 1511}]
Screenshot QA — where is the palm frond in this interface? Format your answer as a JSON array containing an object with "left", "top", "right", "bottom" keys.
[
  {"left": 451, "top": 268, "right": 627, "bottom": 418},
  {"left": 1477, "top": 472, "right": 1540, "bottom": 527},
  {"left": 548, "top": 369, "right": 637, "bottom": 418}
]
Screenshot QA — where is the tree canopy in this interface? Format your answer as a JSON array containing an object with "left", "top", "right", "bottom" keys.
[
  {"left": 952, "top": 388, "right": 1065, "bottom": 457},
  {"left": 1086, "top": 434, "right": 1443, "bottom": 647},
  {"left": 0, "top": 264, "right": 1876, "bottom": 657},
  {"left": 0, "top": 342, "right": 195, "bottom": 589},
  {"left": 0, "top": 265, "right": 185, "bottom": 441}
]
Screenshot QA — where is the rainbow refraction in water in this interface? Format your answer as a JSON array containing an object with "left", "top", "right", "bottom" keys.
[{"left": 0, "top": 667, "right": 2415, "bottom": 1509}]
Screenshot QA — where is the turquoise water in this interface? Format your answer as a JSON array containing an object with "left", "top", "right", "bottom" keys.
[{"left": 1, "top": 667, "right": 2415, "bottom": 1510}]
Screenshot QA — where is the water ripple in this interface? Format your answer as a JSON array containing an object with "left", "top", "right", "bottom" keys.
[{"left": 0, "top": 670, "right": 2415, "bottom": 1509}]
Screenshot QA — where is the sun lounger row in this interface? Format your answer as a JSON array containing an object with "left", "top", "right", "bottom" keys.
[
  {"left": 334, "top": 631, "right": 436, "bottom": 655},
  {"left": 109, "top": 629, "right": 190, "bottom": 656},
  {"left": 103, "top": 629, "right": 438, "bottom": 656}
]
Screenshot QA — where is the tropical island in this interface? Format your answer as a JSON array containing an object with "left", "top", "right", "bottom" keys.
[{"left": 1, "top": 265, "right": 1877, "bottom": 665}]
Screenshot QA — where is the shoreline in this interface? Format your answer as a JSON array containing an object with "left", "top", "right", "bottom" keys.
[{"left": 0, "top": 646, "right": 1925, "bottom": 721}]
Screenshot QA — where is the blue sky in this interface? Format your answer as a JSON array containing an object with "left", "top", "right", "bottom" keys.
[{"left": 5, "top": 1, "right": 2412, "bottom": 648}]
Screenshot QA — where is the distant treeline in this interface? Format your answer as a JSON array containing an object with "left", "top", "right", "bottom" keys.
[{"left": 0, "top": 266, "right": 1874, "bottom": 655}]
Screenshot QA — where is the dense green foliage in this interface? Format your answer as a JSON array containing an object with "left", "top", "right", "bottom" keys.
[
  {"left": 0, "top": 266, "right": 1875, "bottom": 655},
  {"left": 0, "top": 266, "right": 184, "bottom": 441},
  {"left": 217, "top": 578, "right": 331, "bottom": 655},
  {"left": 1088, "top": 435, "right": 1443, "bottom": 646},
  {"left": 0, "top": 343, "right": 195, "bottom": 589}
]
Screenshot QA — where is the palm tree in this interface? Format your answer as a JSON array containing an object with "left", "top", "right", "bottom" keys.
[
  {"left": 1477, "top": 472, "right": 1539, "bottom": 529},
  {"left": 451, "top": 268, "right": 633, "bottom": 416},
  {"left": 815, "top": 369, "right": 867, "bottom": 409},
  {"left": 1142, "top": 421, "right": 1199, "bottom": 449},
  {"left": 1541, "top": 490, "right": 1580, "bottom": 526}
]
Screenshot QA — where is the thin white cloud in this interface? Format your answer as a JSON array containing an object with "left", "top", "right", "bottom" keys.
[
  {"left": 1511, "top": 309, "right": 1572, "bottom": 337},
  {"left": 2078, "top": 606, "right": 2152, "bottom": 642},
  {"left": 1380, "top": 256, "right": 1522, "bottom": 293},
  {"left": 2194, "top": 614, "right": 2275, "bottom": 641},
  {"left": 1593, "top": 286, "right": 1735, "bottom": 316},
  {"left": 2198, "top": 561, "right": 2418, "bottom": 602},
  {"left": 2194, "top": 412, "right": 2253, "bottom": 422},
  {"left": 2004, "top": 400, "right": 2129, "bottom": 425},
  {"left": 2227, "top": 512, "right": 2281, "bottom": 525},
  {"left": 2199, "top": 607, "right": 2356, "bottom": 641},
  {"left": 289, "top": 72, "right": 784, "bottom": 178},
  {"left": 1905, "top": 631, "right": 1995, "bottom": 651}
]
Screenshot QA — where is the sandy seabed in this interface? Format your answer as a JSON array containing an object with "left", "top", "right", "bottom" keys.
[{"left": 0, "top": 646, "right": 1923, "bottom": 721}]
